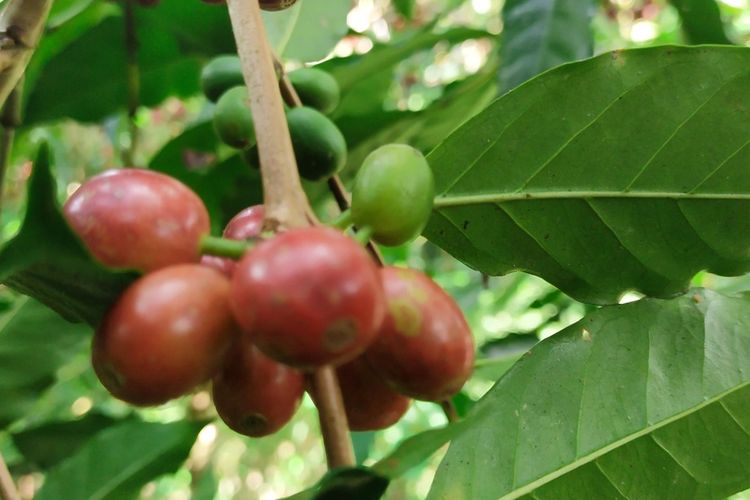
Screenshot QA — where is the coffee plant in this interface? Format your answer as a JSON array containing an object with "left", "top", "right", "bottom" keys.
[{"left": 0, "top": 0, "right": 748, "bottom": 499}]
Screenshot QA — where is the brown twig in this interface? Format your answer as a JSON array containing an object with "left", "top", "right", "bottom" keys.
[
  {"left": 0, "top": 0, "right": 51, "bottom": 108},
  {"left": 0, "top": 77, "right": 22, "bottom": 213},
  {"left": 226, "top": 0, "right": 312, "bottom": 230},
  {"left": 0, "top": 452, "right": 19, "bottom": 500},
  {"left": 306, "top": 368, "right": 356, "bottom": 468},
  {"left": 122, "top": 0, "right": 140, "bottom": 166},
  {"left": 225, "top": 0, "right": 354, "bottom": 469}
]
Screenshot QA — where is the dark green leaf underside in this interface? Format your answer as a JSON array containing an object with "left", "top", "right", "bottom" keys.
[
  {"left": 429, "top": 289, "right": 750, "bottom": 499},
  {"left": 425, "top": 46, "right": 750, "bottom": 305},
  {"left": 0, "top": 145, "right": 137, "bottom": 326}
]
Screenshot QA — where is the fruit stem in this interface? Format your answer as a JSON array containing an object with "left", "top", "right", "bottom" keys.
[
  {"left": 0, "top": 451, "right": 19, "bottom": 500},
  {"left": 199, "top": 235, "right": 252, "bottom": 260},
  {"left": 306, "top": 368, "right": 356, "bottom": 468},
  {"left": 226, "top": 0, "right": 355, "bottom": 469},
  {"left": 441, "top": 399, "right": 459, "bottom": 423},
  {"left": 225, "top": 0, "right": 313, "bottom": 230},
  {"left": 329, "top": 209, "right": 353, "bottom": 231}
]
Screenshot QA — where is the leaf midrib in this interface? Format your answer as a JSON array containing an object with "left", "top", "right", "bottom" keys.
[
  {"left": 500, "top": 378, "right": 750, "bottom": 499},
  {"left": 433, "top": 190, "right": 750, "bottom": 208}
]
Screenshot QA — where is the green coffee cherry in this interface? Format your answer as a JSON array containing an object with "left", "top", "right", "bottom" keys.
[
  {"left": 287, "top": 106, "right": 347, "bottom": 181},
  {"left": 201, "top": 56, "right": 244, "bottom": 102},
  {"left": 351, "top": 144, "right": 434, "bottom": 246},
  {"left": 213, "top": 86, "right": 255, "bottom": 149},
  {"left": 288, "top": 68, "right": 341, "bottom": 115}
]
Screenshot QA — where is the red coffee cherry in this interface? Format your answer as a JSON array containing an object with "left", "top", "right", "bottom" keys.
[
  {"left": 201, "top": 205, "right": 265, "bottom": 276},
  {"left": 366, "top": 267, "right": 474, "bottom": 401},
  {"left": 92, "top": 265, "right": 235, "bottom": 406},
  {"left": 64, "top": 169, "right": 210, "bottom": 272},
  {"left": 213, "top": 338, "right": 304, "bottom": 437},
  {"left": 337, "top": 357, "right": 410, "bottom": 431},
  {"left": 230, "top": 227, "right": 385, "bottom": 369},
  {"left": 224, "top": 204, "right": 265, "bottom": 240}
]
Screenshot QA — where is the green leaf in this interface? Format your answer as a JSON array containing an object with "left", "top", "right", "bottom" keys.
[
  {"left": 668, "top": 0, "right": 733, "bottom": 45},
  {"left": 36, "top": 419, "right": 204, "bottom": 500},
  {"left": 0, "top": 297, "right": 89, "bottom": 428},
  {"left": 264, "top": 0, "right": 351, "bottom": 63},
  {"left": 25, "top": 0, "right": 238, "bottom": 125},
  {"left": 351, "top": 432, "right": 376, "bottom": 464},
  {"left": 148, "top": 120, "right": 263, "bottom": 230},
  {"left": 0, "top": 144, "right": 137, "bottom": 326},
  {"left": 425, "top": 46, "right": 750, "bottom": 305},
  {"left": 429, "top": 289, "right": 750, "bottom": 499},
  {"left": 499, "top": 0, "right": 597, "bottom": 92},
  {"left": 12, "top": 413, "right": 124, "bottom": 469}
]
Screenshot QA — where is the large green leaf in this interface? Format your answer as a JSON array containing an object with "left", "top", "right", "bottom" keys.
[
  {"left": 429, "top": 289, "right": 750, "bottom": 499},
  {"left": 264, "top": 0, "right": 351, "bottom": 62},
  {"left": 0, "top": 144, "right": 137, "bottom": 326},
  {"left": 668, "top": 0, "right": 732, "bottom": 45},
  {"left": 425, "top": 46, "right": 750, "bottom": 305},
  {"left": 36, "top": 419, "right": 204, "bottom": 500},
  {"left": 0, "top": 297, "right": 89, "bottom": 428},
  {"left": 499, "top": 0, "right": 596, "bottom": 92},
  {"left": 24, "top": 0, "right": 239, "bottom": 125}
]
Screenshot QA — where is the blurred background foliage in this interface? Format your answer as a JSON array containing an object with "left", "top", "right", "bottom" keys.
[{"left": 0, "top": 0, "right": 749, "bottom": 498}]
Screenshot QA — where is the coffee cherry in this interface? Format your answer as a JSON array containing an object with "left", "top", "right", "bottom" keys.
[
  {"left": 213, "top": 338, "right": 304, "bottom": 437},
  {"left": 351, "top": 144, "right": 434, "bottom": 246},
  {"left": 337, "top": 357, "right": 410, "bottom": 431},
  {"left": 201, "top": 205, "right": 265, "bottom": 276},
  {"left": 366, "top": 267, "right": 474, "bottom": 401},
  {"left": 288, "top": 68, "right": 340, "bottom": 114},
  {"left": 64, "top": 169, "right": 210, "bottom": 272},
  {"left": 200, "top": 55, "right": 243, "bottom": 102},
  {"left": 213, "top": 86, "right": 255, "bottom": 149},
  {"left": 260, "top": 0, "right": 298, "bottom": 11},
  {"left": 230, "top": 227, "right": 385, "bottom": 369},
  {"left": 223, "top": 205, "right": 265, "bottom": 240},
  {"left": 287, "top": 106, "right": 347, "bottom": 181},
  {"left": 92, "top": 265, "right": 235, "bottom": 406}
]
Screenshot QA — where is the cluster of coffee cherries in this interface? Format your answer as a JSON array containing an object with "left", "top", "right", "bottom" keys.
[
  {"left": 202, "top": 54, "right": 345, "bottom": 183},
  {"left": 63, "top": 144, "right": 474, "bottom": 436},
  {"left": 137, "top": 0, "right": 298, "bottom": 11}
]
